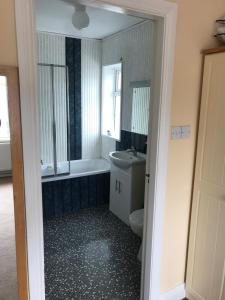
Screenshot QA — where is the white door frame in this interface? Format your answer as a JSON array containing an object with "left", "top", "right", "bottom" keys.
[{"left": 14, "top": 0, "right": 177, "bottom": 299}]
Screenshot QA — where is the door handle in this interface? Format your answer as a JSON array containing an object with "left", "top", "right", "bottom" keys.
[
  {"left": 118, "top": 181, "right": 121, "bottom": 194},
  {"left": 115, "top": 179, "right": 118, "bottom": 191}
]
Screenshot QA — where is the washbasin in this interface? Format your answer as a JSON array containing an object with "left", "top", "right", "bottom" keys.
[{"left": 109, "top": 150, "right": 146, "bottom": 169}]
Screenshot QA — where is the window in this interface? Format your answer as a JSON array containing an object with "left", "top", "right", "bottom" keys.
[
  {"left": 101, "top": 63, "right": 122, "bottom": 140},
  {"left": 0, "top": 76, "right": 10, "bottom": 142}
]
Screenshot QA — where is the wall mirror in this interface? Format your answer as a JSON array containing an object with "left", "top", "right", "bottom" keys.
[{"left": 130, "top": 81, "right": 150, "bottom": 136}]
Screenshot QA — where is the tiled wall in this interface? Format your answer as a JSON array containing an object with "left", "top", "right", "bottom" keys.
[
  {"left": 116, "top": 130, "right": 147, "bottom": 154},
  {"left": 66, "top": 37, "right": 82, "bottom": 160},
  {"left": 42, "top": 172, "right": 110, "bottom": 220}
]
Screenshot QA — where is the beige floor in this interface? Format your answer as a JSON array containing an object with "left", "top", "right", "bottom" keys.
[{"left": 0, "top": 178, "right": 18, "bottom": 300}]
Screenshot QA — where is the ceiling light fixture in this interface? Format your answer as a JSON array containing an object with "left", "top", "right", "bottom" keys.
[{"left": 72, "top": 4, "right": 90, "bottom": 30}]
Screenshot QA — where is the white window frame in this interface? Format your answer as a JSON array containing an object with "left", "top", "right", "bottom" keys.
[
  {"left": 0, "top": 75, "right": 10, "bottom": 143},
  {"left": 14, "top": 0, "right": 178, "bottom": 299},
  {"left": 101, "top": 62, "right": 122, "bottom": 141}
]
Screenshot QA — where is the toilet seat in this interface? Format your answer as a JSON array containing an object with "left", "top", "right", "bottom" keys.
[{"left": 129, "top": 209, "right": 144, "bottom": 238}]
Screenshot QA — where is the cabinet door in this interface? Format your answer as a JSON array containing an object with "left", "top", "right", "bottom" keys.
[
  {"left": 186, "top": 52, "right": 225, "bottom": 300},
  {"left": 110, "top": 165, "right": 131, "bottom": 225}
]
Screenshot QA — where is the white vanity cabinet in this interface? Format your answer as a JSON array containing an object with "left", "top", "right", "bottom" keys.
[{"left": 109, "top": 162, "right": 145, "bottom": 225}]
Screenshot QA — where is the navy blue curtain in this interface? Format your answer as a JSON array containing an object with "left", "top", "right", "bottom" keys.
[{"left": 66, "top": 37, "right": 82, "bottom": 160}]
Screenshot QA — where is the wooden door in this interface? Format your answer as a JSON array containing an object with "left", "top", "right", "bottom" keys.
[
  {"left": 186, "top": 51, "right": 225, "bottom": 300},
  {"left": 0, "top": 66, "right": 29, "bottom": 300}
]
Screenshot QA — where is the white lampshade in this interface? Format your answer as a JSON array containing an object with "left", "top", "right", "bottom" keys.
[{"left": 72, "top": 5, "right": 90, "bottom": 30}]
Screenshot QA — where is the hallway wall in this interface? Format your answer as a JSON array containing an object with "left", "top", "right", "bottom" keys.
[
  {"left": 161, "top": 0, "right": 225, "bottom": 293},
  {"left": 2, "top": 0, "right": 225, "bottom": 296}
]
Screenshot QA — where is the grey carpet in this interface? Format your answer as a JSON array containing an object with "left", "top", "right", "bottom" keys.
[{"left": 0, "top": 178, "right": 18, "bottom": 300}]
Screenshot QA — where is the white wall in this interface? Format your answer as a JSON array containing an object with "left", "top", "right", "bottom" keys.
[
  {"left": 81, "top": 39, "right": 101, "bottom": 159},
  {"left": 0, "top": 143, "right": 11, "bottom": 172},
  {"left": 101, "top": 21, "right": 155, "bottom": 159},
  {"left": 37, "top": 32, "right": 102, "bottom": 161},
  {"left": 37, "top": 32, "right": 67, "bottom": 164},
  {"left": 37, "top": 32, "right": 65, "bottom": 65}
]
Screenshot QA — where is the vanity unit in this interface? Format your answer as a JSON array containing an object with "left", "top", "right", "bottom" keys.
[{"left": 109, "top": 150, "right": 146, "bottom": 225}]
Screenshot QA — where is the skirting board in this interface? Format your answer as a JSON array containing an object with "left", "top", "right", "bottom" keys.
[{"left": 160, "top": 284, "right": 186, "bottom": 300}]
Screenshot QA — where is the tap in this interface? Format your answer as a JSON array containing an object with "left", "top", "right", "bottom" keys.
[{"left": 126, "top": 146, "right": 137, "bottom": 157}]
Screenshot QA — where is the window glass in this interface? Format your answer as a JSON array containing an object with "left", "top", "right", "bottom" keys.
[
  {"left": 115, "top": 69, "right": 121, "bottom": 92},
  {"left": 0, "top": 76, "right": 10, "bottom": 142},
  {"left": 102, "top": 63, "right": 122, "bottom": 140}
]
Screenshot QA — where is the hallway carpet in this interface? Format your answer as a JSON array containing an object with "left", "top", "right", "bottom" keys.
[
  {"left": 44, "top": 206, "right": 141, "bottom": 300},
  {"left": 0, "top": 178, "right": 18, "bottom": 300}
]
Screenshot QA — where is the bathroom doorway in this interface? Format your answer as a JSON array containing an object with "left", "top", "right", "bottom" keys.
[
  {"left": 35, "top": 1, "right": 154, "bottom": 298},
  {"left": 15, "top": 0, "right": 177, "bottom": 298}
]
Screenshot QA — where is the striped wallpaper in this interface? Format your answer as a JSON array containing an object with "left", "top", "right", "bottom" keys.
[
  {"left": 37, "top": 65, "right": 54, "bottom": 164},
  {"left": 37, "top": 32, "right": 67, "bottom": 164},
  {"left": 102, "top": 21, "right": 155, "bottom": 132},
  {"left": 54, "top": 67, "right": 68, "bottom": 162},
  {"left": 37, "top": 24, "right": 155, "bottom": 163},
  {"left": 37, "top": 32, "right": 65, "bottom": 65},
  {"left": 81, "top": 39, "right": 101, "bottom": 159},
  {"left": 101, "top": 21, "right": 155, "bottom": 159},
  {"left": 37, "top": 32, "right": 102, "bottom": 163}
]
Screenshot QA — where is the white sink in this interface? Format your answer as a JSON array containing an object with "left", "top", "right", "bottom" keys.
[{"left": 109, "top": 150, "right": 146, "bottom": 169}]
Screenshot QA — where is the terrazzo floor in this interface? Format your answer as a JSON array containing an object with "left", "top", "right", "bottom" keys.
[{"left": 44, "top": 206, "right": 141, "bottom": 300}]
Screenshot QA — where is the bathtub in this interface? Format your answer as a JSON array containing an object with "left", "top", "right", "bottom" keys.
[
  {"left": 41, "top": 158, "right": 111, "bottom": 219},
  {"left": 42, "top": 158, "right": 110, "bottom": 182}
]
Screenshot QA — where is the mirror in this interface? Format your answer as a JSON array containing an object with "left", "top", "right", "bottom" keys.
[{"left": 130, "top": 81, "right": 150, "bottom": 135}]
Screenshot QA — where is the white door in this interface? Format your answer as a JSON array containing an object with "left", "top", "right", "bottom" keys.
[{"left": 186, "top": 51, "right": 225, "bottom": 300}]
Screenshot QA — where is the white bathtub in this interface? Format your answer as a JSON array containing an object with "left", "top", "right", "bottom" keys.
[{"left": 41, "top": 158, "right": 110, "bottom": 183}]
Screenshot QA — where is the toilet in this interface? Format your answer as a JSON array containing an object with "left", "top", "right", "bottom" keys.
[{"left": 129, "top": 208, "right": 144, "bottom": 261}]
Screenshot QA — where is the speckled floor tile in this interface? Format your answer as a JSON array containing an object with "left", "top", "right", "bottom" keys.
[{"left": 44, "top": 206, "right": 141, "bottom": 300}]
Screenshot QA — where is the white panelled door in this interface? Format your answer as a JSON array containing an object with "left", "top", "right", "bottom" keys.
[{"left": 187, "top": 51, "right": 225, "bottom": 300}]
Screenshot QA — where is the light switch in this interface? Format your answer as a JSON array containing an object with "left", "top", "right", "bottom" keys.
[
  {"left": 171, "top": 125, "right": 191, "bottom": 140},
  {"left": 181, "top": 125, "right": 191, "bottom": 139},
  {"left": 171, "top": 126, "right": 182, "bottom": 140}
]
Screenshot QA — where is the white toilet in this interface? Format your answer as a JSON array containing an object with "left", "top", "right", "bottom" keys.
[{"left": 129, "top": 208, "right": 144, "bottom": 261}]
